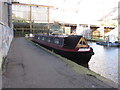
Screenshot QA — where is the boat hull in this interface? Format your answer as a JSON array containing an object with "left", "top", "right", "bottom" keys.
[
  {"left": 54, "top": 48, "right": 93, "bottom": 64},
  {"left": 32, "top": 39, "right": 94, "bottom": 65}
]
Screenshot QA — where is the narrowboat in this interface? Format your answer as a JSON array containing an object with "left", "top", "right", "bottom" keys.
[
  {"left": 32, "top": 34, "right": 94, "bottom": 64},
  {"left": 96, "top": 41, "right": 120, "bottom": 47}
]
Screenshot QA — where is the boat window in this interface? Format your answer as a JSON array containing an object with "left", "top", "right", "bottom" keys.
[
  {"left": 35, "top": 36, "right": 38, "bottom": 39},
  {"left": 42, "top": 37, "right": 45, "bottom": 40},
  {"left": 50, "top": 37, "right": 54, "bottom": 43},
  {"left": 47, "top": 38, "right": 51, "bottom": 42},
  {"left": 54, "top": 38, "right": 59, "bottom": 44},
  {"left": 38, "top": 37, "right": 40, "bottom": 40},
  {"left": 59, "top": 39, "right": 63, "bottom": 45},
  {"left": 40, "top": 36, "right": 42, "bottom": 40}
]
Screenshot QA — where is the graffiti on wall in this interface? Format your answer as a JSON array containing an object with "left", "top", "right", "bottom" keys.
[{"left": 0, "top": 23, "right": 13, "bottom": 67}]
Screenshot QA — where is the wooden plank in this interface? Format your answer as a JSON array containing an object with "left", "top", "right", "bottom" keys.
[{"left": 12, "top": 2, "right": 54, "bottom": 8}]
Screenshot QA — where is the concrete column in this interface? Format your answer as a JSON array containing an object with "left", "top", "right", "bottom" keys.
[
  {"left": 8, "top": 4, "right": 12, "bottom": 28},
  {"left": 47, "top": 7, "right": 50, "bottom": 35},
  {"left": 0, "top": 1, "right": 2, "bottom": 22},
  {"left": 29, "top": 6, "right": 32, "bottom": 33}
]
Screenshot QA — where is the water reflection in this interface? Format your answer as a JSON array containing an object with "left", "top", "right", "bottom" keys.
[{"left": 88, "top": 42, "right": 118, "bottom": 83}]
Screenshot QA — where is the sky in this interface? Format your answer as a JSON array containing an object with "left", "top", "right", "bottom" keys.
[
  {"left": 13, "top": 0, "right": 119, "bottom": 10},
  {"left": 13, "top": 0, "right": 119, "bottom": 24}
]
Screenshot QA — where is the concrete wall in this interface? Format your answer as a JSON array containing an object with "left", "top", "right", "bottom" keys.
[
  {"left": 0, "top": 0, "right": 8, "bottom": 26},
  {"left": 0, "top": 0, "right": 13, "bottom": 27},
  {"left": 0, "top": 0, "right": 13, "bottom": 71}
]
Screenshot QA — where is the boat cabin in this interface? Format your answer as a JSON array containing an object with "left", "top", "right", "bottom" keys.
[{"left": 34, "top": 34, "right": 89, "bottom": 49}]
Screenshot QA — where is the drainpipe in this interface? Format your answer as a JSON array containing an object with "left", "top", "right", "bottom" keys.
[
  {"left": 4, "top": 2, "right": 12, "bottom": 28},
  {"left": 29, "top": 6, "right": 32, "bottom": 33},
  {"left": 47, "top": 7, "right": 50, "bottom": 36},
  {"left": 8, "top": 3, "right": 12, "bottom": 28}
]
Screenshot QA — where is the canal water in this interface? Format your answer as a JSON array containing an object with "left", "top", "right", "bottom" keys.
[{"left": 88, "top": 42, "right": 119, "bottom": 83}]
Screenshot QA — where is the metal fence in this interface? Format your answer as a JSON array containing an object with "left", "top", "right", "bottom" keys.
[
  {"left": 12, "top": 3, "right": 54, "bottom": 36},
  {"left": 12, "top": 3, "right": 79, "bottom": 36}
]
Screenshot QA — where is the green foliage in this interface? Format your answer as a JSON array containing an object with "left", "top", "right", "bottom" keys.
[
  {"left": 13, "top": 19, "right": 27, "bottom": 23},
  {"left": 87, "top": 38, "right": 104, "bottom": 42},
  {"left": 110, "top": 22, "right": 116, "bottom": 26}
]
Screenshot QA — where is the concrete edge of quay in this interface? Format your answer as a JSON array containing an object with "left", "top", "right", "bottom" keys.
[{"left": 27, "top": 37, "right": 119, "bottom": 89}]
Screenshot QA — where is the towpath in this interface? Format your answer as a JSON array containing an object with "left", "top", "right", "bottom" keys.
[{"left": 2, "top": 37, "right": 118, "bottom": 88}]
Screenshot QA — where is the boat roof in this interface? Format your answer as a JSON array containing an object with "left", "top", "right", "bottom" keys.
[{"left": 35, "top": 34, "right": 83, "bottom": 38}]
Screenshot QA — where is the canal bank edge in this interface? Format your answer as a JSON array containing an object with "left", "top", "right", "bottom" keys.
[{"left": 27, "top": 38, "right": 118, "bottom": 88}]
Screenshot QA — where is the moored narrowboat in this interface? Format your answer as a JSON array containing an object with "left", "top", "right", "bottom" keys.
[
  {"left": 32, "top": 34, "right": 94, "bottom": 65},
  {"left": 96, "top": 41, "right": 120, "bottom": 47}
]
